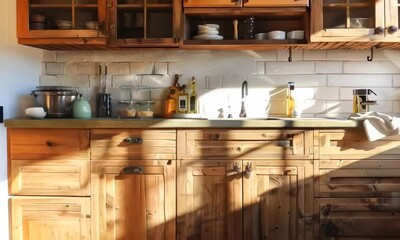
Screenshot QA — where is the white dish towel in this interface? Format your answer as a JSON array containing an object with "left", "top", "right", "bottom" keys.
[{"left": 348, "top": 112, "right": 400, "bottom": 141}]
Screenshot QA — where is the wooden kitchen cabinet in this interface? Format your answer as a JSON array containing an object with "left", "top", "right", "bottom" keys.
[
  {"left": 314, "top": 129, "right": 400, "bottom": 239},
  {"left": 177, "top": 129, "right": 314, "bottom": 240},
  {"left": 108, "top": 0, "right": 181, "bottom": 47},
  {"left": 311, "top": 0, "right": 400, "bottom": 42},
  {"left": 184, "top": 0, "right": 308, "bottom": 7},
  {"left": 17, "top": 0, "right": 108, "bottom": 49},
  {"left": 91, "top": 160, "right": 176, "bottom": 240},
  {"left": 10, "top": 197, "right": 91, "bottom": 240},
  {"left": 315, "top": 198, "right": 400, "bottom": 239}
]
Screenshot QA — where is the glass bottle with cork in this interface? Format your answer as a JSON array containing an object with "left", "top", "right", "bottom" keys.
[
  {"left": 189, "top": 77, "right": 198, "bottom": 114},
  {"left": 178, "top": 84, "right": 189, "bottom": 113},
  {"left": 164, "top": 74, "right": 181, "bottom": 117}
]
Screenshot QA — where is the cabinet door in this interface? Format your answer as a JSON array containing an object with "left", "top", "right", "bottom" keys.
[
  {"left": 11, "top": 197, "right": 90, "bottom": 240},
  {"left": 91, "top": 160, "right": 176, "bottom": 240},
  {"left": 183, "top": 0, "right": 241, "bottom": 7},
  {"left": 385, "top": 0, "right": 400, "bottom": 39},
  {"left": 109, "top": 0, "right": 181, "bottom": 47},
  {"left": 243, "top": 160, "right": 313, "bottom": 240},
  {"left": 244, "top": 0, "right": 308, "bottom": 7},
  {"left": 17, "top": 0, "right": 107, "bottom": 39},
  {"left": 177, "top": 160, "right": 243, "bottom": 240},
  {"left": 311, "top": 0, "right": 385, "bottom": 41},
  {"left": 316, "top": 198, "right": 400, "bottom": 239}
]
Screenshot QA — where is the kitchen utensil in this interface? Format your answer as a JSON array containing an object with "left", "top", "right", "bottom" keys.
[
  {"left": 25, "top": 107, "right": 46, "bottom": 119},
  {"left": 31, "top": 87, "right": 78, "bottom": 118},
  {"left": 73, "top": 94, "right": 91, "bottom": 118},
  {"left": 97, "top": 93, "right": 112, "bottom": 117}
]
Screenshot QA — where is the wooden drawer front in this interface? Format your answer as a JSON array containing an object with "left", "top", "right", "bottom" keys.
[
  {"left": 177, "top": 129, "right": 313, "bottom": 160},
  {"left": 91, "top": 129, "right": 176, "bottom": 160},
  {"left": 11, "top": 197, "right": 90, "bottom": 240},
  {"left": 315, "top": 198, "right": 400, "bottom": 239},
  {"left": 91, "top": 160, "right": 176, "bottom": 240},
  {"left": 316, "top": 159, "right": 400, "bottom": 198},
  {"left": 10, "top": 160, "right": 90, "bottom": 196},
  {"left": 317, "top": 130, "right": 400, "bottom": 160},
  {"left": 9, "top": 128, "right": 90, "bottom": 160}
]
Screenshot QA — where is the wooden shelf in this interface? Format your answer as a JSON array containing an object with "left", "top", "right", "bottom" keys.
[
  {"left": 184, "top": 39, "right": 307, "bottom": 45},
  {"left": 147, "top": 4, "right": 173, "bottom": 8},
  {"left": 117, "top": 4, "right": 144, "bottom": 9},
  {"left": 74, "top": 4, "right": 98, "bottom": 8},
  {"left": 30, "top": 4, "right": 71, "bottom": 8},
  {"left": 323, "top": 3, "right": 373, "bottom": 8}
]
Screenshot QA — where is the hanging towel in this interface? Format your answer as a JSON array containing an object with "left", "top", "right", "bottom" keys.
[{"left": 348, "top": 112, "right": 400, "bottom": 141}]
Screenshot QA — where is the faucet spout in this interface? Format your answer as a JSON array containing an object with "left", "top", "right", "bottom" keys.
[{"left": 239, "top": 81, "right": 248, "bottom": 118}]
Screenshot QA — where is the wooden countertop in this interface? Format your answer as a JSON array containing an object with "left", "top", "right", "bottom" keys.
[{"left": 4, "top": 117, "right": 361, "bottom": 128}]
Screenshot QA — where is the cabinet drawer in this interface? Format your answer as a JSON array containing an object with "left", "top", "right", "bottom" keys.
[
  {"left": 11, "top": 197, "right": 90, "bottom": 240},
  {"left": 316, "top": 159, "right": 400, "bottom": 197},
  {"left": 8, "top": 128, "right": 90, "bottom": 160},
  {"left": 177, "top": 129, "right": 313, "bottom": 160},
  {"left": 91, "top": 129, "right": 176, "bottom": 160},
  {"left": 9, "top": 160, "right": 90, "bottom": 196},
  {"left": 315, "top": 198, "right": 400, "bottom": 239},
  {"left": 316, "top": 130, "right": 400, "bottom": 160}
]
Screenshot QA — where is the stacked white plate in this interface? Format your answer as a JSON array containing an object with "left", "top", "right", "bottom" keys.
[{"left": 193, "top": 24, "right": 223, "bottom": 40}]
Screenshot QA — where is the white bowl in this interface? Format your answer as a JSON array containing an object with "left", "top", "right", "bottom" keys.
[
  {"left": 267, "top": 30, "right": 286, "bottom": 40},
  {"left": 85, "top": 21, "right": 99, "bottom": 30},
  {"left": 287, "top": 30, "right": 304, "bottom": 40},
  {"left": 255, "top": 33, "right": 267, "bottom": 40},
  {"left": 55, "top": 20, "right": 72, "bottom": 29},
  {"left": 25, "top": 107, "right": 46, "bottom": 119}
]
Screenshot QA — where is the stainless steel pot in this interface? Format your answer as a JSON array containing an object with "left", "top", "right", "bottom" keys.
[{"left": 32, "top": 89, "right": 79, "bottom": 118}]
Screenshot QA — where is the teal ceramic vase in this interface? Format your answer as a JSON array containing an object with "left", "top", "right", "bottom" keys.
[{"left": 73, "top": 94, "right": 91, "bottom": 118}]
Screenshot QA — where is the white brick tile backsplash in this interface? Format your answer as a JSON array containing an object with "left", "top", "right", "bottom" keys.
[
  {"left": 303, "top": 50, "right": 327, "bottom": 61},
  {"left": 77, "top": 62, "right": 100, "bottom": 75},
  {"left": 265, "top": 62, "right": 315, "bottom": 74},
  {"left": 328, "top": 75, "right": 392, "bottom": 87},
  {"left": 45, "top": 62, "right": 64, "bottom": 75},
  {"left": 369, "top": 101, "right": 392, "bottom": 112},
  {"left": 277, "top": 50, "right": 303, "bottom": 62},
  {"left": 278, "top": 75, "right": 327, "bottom": 87},
  {"left": 344, "top": 61, "right": 400, "bottom": 74},
  {"left": 56, "top": 51, "right": 90, "bottom": 62},
  {"left": 315, "top": 61, "right": 342, "bottom": 73},
  {"left": 106, "top": 62, "right": 130, "bottom": 75},
  {"left": 39, "top": 75, "right": 61, "bottom": 86},
  {"left": 44, "top": 49, "right": 400, "bottom": 117}
]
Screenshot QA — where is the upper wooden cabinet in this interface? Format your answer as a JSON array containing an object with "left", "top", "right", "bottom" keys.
[
  {"left": 184, "top": 0, "right": 309, "bottom": 7},
  {"left": 107, "top": 0, "right": 182, "bottom": 47},
  {"left": 17, "top": 0, "right": 108, "bottom": 48},
  {"left": 311, "top": 0, "right": 400, "bottom": 42}
]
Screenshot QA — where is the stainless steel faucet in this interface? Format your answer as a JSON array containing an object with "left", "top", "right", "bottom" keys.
[{"left": 239, "top": 81, "right": 248, "bottom": 118}]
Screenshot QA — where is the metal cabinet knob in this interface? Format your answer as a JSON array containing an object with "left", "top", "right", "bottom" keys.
[
  {"left": 374, "top": 26, "right": 384, "bottom": 35},
  {"left": 388, "top": 26, "right": 398, "bottom": 35}
]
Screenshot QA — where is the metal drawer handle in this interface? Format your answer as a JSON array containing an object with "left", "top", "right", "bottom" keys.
[
  {"left": 122, "top": 166, "right": 143, "bottom": 174},
  {"left": 244, "top": 162, "right": 252, "bottom": 178},
  {"left": 123, "top": 137, "right": 143, "bottom": 144}
]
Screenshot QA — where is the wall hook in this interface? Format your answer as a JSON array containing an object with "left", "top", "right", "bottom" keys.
[
  {"left": 288, "top": 48, "right": 292, "bottom": 62},
  {"left": 367, "top": 47, "right": 374, "bottom": 61}
]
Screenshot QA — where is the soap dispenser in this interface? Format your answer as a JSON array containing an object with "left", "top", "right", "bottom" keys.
[
  {"left": 286, "top": 82, "right": 295, "bottom": 117},
  {"left": 73, "top": 94, "right": 92, "bottom": 118}
]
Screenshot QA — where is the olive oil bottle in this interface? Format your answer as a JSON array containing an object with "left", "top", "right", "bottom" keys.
[
  {"left": 164, "top": 74, "right": 181, "bottom": 117},
  {"left": 189, "top": 77, "right": 198, "bottom": 114},
  {"left": 177, "top": 85, "right": 188, "bottom": 113},
  {"left": 286, "top": 82, "right": 295, "bottom": 117}
]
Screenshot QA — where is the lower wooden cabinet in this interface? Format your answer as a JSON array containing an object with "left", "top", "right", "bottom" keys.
[
  {"left": 315, "top": 198, "right": 400, "bottom": 239},
  {"left": 177, "top": 160, "right": 314, "bottom": 240},
  {"left": 10, "top": 197, "right": 91, "bottom": 240},
  {"left": 91, "top": 160, "right": 176, "bottom": 240}
]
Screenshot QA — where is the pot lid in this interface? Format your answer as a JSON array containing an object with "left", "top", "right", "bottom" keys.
[{"left": 36, "top": 86, "right": 78, "bottom": 91}]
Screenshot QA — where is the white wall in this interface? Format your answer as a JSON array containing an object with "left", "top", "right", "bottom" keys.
[{"left": 0, "top": 0, "right": 42, "bottom": 239}]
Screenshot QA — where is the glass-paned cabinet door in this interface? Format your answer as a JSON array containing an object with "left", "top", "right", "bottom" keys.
[
  {"left": 17, "top": 0, "right": 106, "bottom": 38},
  {"left": 311, "top": 0, "right": 385, "bottom": 41},
  {"left": 113, "top": 0, "right": 179, "bottom": 46},
  {"left": 385, "top": 0, "right": 400, "bottom": 38}
]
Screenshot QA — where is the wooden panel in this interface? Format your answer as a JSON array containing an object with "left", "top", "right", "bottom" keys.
[
  {"left": 9, "top": 160, "right": 90, "bottom": 196},
  {"left": 183, "top": 0, "right": 239, "bottom": 7},
  {"left": 317, "top": 129, "right": 400, "bottom": 160},
  {"left": 177, "top": 160, "right": 243, "bottom": 240},
  {"left": 91, "top": 160, "right": 176, "bottom": 240},
  {"left": 177, "top": 129, "right": 313, "bottom": 160},
  {"left": 243, "top": 160, "right": 314, "bottom": 240},
  {"left": 91, "top": 129, "right": 176, "bottom": 160},
  {"left": 315, "top": 198, "right": 400, "bottom": 239},
  {"left": 385, "top": 0, "right": 400, "bottom": 38},
  {"left": 11, "top": 197, "right": 90, "bottom": 240},
  {"left": 315, "top": 159, "right": 400, "bottom": 197},
  {"left": 244, "top": 0, "right": 308, "bottom": 7},
  {"left": 8, "top": 128, "right": 90, "bottom": 160}
]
